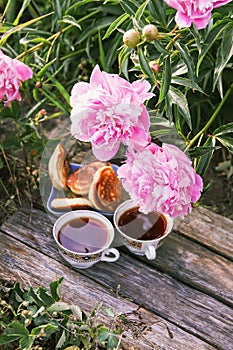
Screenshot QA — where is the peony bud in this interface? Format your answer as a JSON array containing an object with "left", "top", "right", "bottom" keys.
[
  {"left": 142, "top": 24, "right": 158, "bottom": 41},
  {"left": 149, "top": 61, "right": 160, "bottom": 72},
  {"left": 123, "top": 29, "right": 141, "bottom": 48},
  {"left": 35, "top": 81, "right": 42, "bottom": 89}
]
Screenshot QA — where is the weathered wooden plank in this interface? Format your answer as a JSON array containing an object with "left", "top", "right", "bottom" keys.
[
  {"left": 1, "top": 208, "right": 233, "bottom": 349},
  {"left": 176, "top": 206, "right": 233, "bottom": 260},
  {"left": 2, "top": 207, "right": 233, "bottom": 306},
  {"left": 0, "top": 232, "right": 215, "bottom": 350},
  {"left": 82, "top": 254, "right": 233, "bottom": 350},
  {"left": 144, "top": 233, "right": 233, "bottom": 306}
]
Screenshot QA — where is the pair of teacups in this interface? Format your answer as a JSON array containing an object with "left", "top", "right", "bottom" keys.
[{"left": 53, "top": 199, "right": 173, "bottom": 269}]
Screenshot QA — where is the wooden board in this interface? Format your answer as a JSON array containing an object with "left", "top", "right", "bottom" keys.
[
  {"left": 0, "top": 231, "right": 215, "bottom": 350},
  {"left": 1, "top": 207, "right": 233, "bottom": 349},
  {"left": 176, "top": 206, "right": 233, "bottom": 260},
  {"left": 2, "top": 208, "right": 233, "bottom": 306}
]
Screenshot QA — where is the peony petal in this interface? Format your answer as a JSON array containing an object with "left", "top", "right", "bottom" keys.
[
  {"left": 163, "top": 0, "right": 184, "bottom": 12},
  {"left": 175, "top": 11, "right": 192, "bottom": 28},
  {"left": 192, "top": 11, "right": 212, "bottom": 29},
  {"left": 92, "top": 141, "right": 120, "bottom": 161},
  {"left": 14, "top": 59, "right": 33, "bottom": 81},
  {"left": 70, "top": 82, "right": 90, "bottom": 107},
  {"left": 213, "top": 0, "right": 232, "bottom": 8}
]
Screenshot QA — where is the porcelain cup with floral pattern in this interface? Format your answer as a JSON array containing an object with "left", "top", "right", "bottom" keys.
[
  {"left": 53, "top": 210, "right": 120, "bottom": 269},
  {"left": 114, "top": 199, "right": 173, "bottom": 260}
]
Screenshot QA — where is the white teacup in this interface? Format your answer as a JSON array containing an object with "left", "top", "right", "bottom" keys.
[
  {"left": 114, "top": 199, "right": 173, "bottom": 260},
  {"left": 53, "top": 210, "right": 120, "bottom": 269}
]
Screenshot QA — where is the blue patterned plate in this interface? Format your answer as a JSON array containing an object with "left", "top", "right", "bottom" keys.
[{"left": 47, "top": 163, "right": 119, "bottom": 217}]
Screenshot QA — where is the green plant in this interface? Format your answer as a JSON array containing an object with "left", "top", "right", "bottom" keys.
[
  {"left": 103, "top": 0, "right": 233, "bottom": 179},
  {"left": 0, "top": 278, "right": 169, "bottom": 349},
  {"left": 0, "top": 278, "right": 122, "bottom": 350},
  {"left": 0, "top": 0, "right": 124, "bottom": 218},
  {"left": 0, "top": 1, "right": 232, "bottom": 217}
]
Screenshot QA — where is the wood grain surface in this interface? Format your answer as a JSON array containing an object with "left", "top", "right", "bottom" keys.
[{"left": 1, "top": 206, "right": 233, "bottom": 350}]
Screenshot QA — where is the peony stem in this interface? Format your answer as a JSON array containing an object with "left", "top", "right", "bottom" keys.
[{"left": 184, "top": 83, "right": 233, "bottom": 153}]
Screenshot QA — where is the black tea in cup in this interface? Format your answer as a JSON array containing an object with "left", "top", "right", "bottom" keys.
[{"left": 118, "top": 206, "right": 167, "bottom": 241}]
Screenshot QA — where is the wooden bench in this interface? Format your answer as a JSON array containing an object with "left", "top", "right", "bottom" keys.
[{"left": 0, "top": 205, "right": 233, "bottom": 349}]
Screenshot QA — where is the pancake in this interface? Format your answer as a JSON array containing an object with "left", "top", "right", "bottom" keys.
[
  {"left": 88, "top": 165, "right": 123, "bottom": 213},
  {"left": 51, "top": 197, "right": 93, "bottom": 210},
  {"left": 48, "top": 144, "right": 68, "bottom": 191},
  {"left": 67, "top": 160, "right": 106, "bottom": 195}
]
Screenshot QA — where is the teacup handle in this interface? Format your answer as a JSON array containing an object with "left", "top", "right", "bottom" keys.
[
  {"left": 145, "top": 245, "right": 156, "bottom": 260},
  {"left": 101, "top": 248, "right": 120, "bottom": 263}
]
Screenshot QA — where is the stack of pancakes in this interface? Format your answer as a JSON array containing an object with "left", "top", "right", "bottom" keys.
[{"left": 48, "top": 144, "right": 123, "bottom": 213}]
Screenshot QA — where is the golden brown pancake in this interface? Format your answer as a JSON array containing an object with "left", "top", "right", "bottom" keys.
[
  {"left": 88, "top": 165, "right": 123, "bottom": 213},
  {"left": 51, "top": 197, "right": 93, "bottom": 210},
  {"left": 48, "top": 144, "right": 69, "bottom": 191},
  {"left": 67, "top": 160, "right": 106, "bottom": 195}
]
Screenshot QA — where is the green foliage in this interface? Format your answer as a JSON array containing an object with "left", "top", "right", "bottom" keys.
[
  {"left": 0, "top": 0, "right": 232, "bottom": 211},
  {"left": 0, "top": 0, "right": 125, "bottom": 214},
  {"left": 0, "top": 278, "right": 121, "bottom": 349},
  {"left": 106, "top": 0, "right": 233, "bottom": 177}
]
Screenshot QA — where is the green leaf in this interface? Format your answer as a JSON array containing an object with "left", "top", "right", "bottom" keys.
[
  {"left": 135, "top": 0, "right": 150, "bottom": 22},
  {"left": 38, "top": 286, "right": 54, "bottom": 307},
  {"left": 13, "top": 0, "right": 31, "bottom": 25},
  {"left": 216, "top": 135, "right": 233, "bottom": 153},
  {"left": 213, "top": 22, "right": 233, "bottom": 91},
  {"left": 50, "top": 278, "right": 63, "bottom": 301},
  {"left": 56, "top": 330, "right": 66, "bottom": 349},
  {"left": 54, "top": 0, "right": 62, "bottom": 19},
  {"left": 98, "top": 328, "right": 109, "bottom": 342},
  {"left": 147, "top": 0, "right": 166, "bottom": 25},
  {"left": 104, "top": 307, "right": 115, "bottom": 317},
  {"left": 118, "top": 45, "right": 131, "bottom": 78},
  {"left": 196, "top": 137, "right": 216, "bottom": 177},
  {"left": 60, "top": 15, "right": 82, "bottom": 29},
  {"left": 105, "top": 34, "right": 122, "bottom": 71},
  {"left": 0, "top": 156, "right": 3, "bottom": 169},
  {"left": 196, "top": 19, "right": 230, "bottom": 75},
  {"left": 103, "top": 13, "right": 130, "bottom": 39},
  {"left": 189, "top": 146, "right": 220, "bottom": 158},
  {"left": 71, "top": 305, "right": 82, "bottom": 321},
  {"left": 213, "top": 122, "right": 233, "bottom": 136},
  {"left": 158, "top": 55, "right": 171, "bottom": 104},
  {"left": 31, "top": 324, "right": 58, "bottom": 337},
  {"left": 168, "top": 86, "right": 192, "bottom": 129},
  {"left": 42, "top": 88, "right": 70, "bottom": 114},
  {"left": 27, "top": 287, "right": 45, "bottom": 307},
  {"left": 45, "top": 72, "right": 71, "bottom": 106},
  {"left": 0, "top": 12, "right": 54, "bottom": 46},
  {"left": 107, "top": 334, "right": 119, "bottom": 348},
  {"left": 32, "top": 306, "right": 45, "bottom": 318},
  {"left": 66, "top": 0, "right": 99, "bottom": 13},
  {"left": 36, "top": 58, "right": 57, "bottom": 80},
  {"left": 189, "top": 25, "right": 202, "bottom": 52},
  {"left": 149, "top": 114, "right": 185, "bottom": 148},
  {"left": 175, "top": 42, "right": 195, "bottom": 85},
  {"left": 171, "top": 77, "right": 204, "bottom": 93},
  {"left": 153, "top": 40, "right": 170, "bottom": 55},
  {"left": 19, "top": 334, "right": 35, "bottom": 350},
  {"left": 47, "top": 302, "right": 71, "bottom": 312},
  {"left": 76, "top": 17, "right": 114, "bottom": 45},
  {"left": 120, "top": 0, "right": 138, "bottom": 15},
  {"left": 0, "top": 322, "right": 28, "bottom": 345},
  {"left": 138, "top": 46, "right": 155, "bottom": 83},
  {"left": 98, "top": 27, "right": 107, "bottom": 71}
]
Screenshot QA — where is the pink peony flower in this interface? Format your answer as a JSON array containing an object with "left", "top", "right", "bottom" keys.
[
  {"left": 163, "top": 0, "right": 232, "bottom": 29},
  {"left": 0, "top": 50, "right": 33, "bottom": 107},
  {"left": 70, "top": 65, "right": 154, "bottom": 161},
  {"left": 118, "top": 143, "right": 203, "bottom": 218}
]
